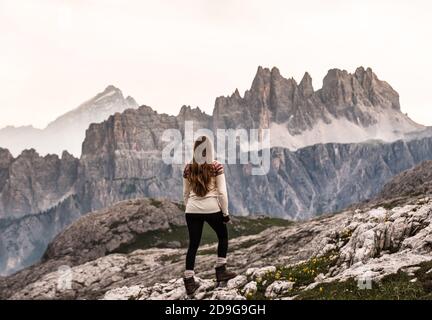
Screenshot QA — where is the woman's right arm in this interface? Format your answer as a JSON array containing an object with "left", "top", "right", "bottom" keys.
[{"left": 183, "top": 177, "right": 191, "bottom": 207}]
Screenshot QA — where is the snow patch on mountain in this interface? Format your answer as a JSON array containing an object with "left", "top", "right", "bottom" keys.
[
  {"left": 270, "top": 108, "right": 423, "bottom": 150},
  {"left": 94, "top": 88, "right": 118, "bottom": 102}
]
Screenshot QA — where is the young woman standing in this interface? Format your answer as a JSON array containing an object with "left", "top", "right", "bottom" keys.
[{"left": 182, "top": 136, "right": 237, "bottom": 295}]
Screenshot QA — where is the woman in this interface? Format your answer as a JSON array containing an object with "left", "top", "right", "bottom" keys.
[{"left": 182, "top": 136, "right": 237, "bottom": 295}]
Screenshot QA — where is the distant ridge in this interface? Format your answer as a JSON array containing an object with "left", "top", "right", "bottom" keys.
[{"left": 0, "top": 85, "right": 138, "bottom": 156}]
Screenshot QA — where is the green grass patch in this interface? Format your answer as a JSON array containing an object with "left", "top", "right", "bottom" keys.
[
  {"left": 380, "top": 200, "right": 402, "bottom": 210},
  {"left": 150, "top": 198, "right": 163, "bottom": 208},
  {"left": 296, "top": 260, "right": 432, "bottom": 300},
  {"left": 175, "top": 202, "right": 186, "bottom": 211},
  {"left": 248, "top": 251, "right": 339, "bottom": 299}
]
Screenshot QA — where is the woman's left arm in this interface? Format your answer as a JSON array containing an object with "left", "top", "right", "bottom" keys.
[{"left": 215, "top": 166, "right": 229, "bottom": 216}]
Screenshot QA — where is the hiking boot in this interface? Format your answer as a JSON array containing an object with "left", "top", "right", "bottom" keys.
[
  {"left": 215, "top": 265, "right": 237, "bottom": 282},
  {"left": 183, "top": 277, "right": 200, "bottom": 295}
]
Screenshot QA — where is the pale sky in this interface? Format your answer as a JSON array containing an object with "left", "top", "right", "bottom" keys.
[{"left": 1, "top": 0, "right": 431, "bottom": 129}]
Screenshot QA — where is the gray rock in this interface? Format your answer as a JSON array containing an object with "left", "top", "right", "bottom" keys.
[
  {"left": 0, "top": 149, "right": 78, "bottom": 219},
  {"left": 3, "top": 194, "right": 432, "bottom": 300},
  {"left": 250, "top": 266, "right": 276, "bottom": 280},
  {"left": 265, "top": 280, "right": 294, "bottom": 298},
  {"left": 242, "top": 281, "right": 257, "bottom": 296},
  {"left": 227, "top": 275, "right": 248, "bottom": 289}
]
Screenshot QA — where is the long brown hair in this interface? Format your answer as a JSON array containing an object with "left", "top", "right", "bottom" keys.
[{"left": 188, "top": 136, "right": 214, "bottom": 197}]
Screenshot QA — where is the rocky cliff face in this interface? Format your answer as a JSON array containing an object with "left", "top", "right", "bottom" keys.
[
  {"left": 77, "top": 105, "right": 211, "bottom": 214},
  {"left": 78, "top": 105, "right": 432, "bottom": 219},
  {"left": 213, "top": 67, "right": 329, "bottom": 134},
  {"left": 0, "top": 149, "right": 14, "bottom": 193},
  {"left": 0, "top": 149, "right": 80, "bottom": 275},
  {"left": 213, "top": 66, "right": 423, "bottom": 149},
  {"left": 1, "top": 163, "right": 431, "bottom": 299},
  {"left": 230, "top": 138, "right": 432, "bottom": 218},
  {"left": 0, "top": 195, "right": 82, "bottom": 275},
  {"left": 0, "top": 86, "right": 138, "bottom": 157},
  {"left": 0, "top": 149, "right": 79, "bottom": 219},
  {"left": 377, "top": 160, "right": 432, "bottom": 201}
]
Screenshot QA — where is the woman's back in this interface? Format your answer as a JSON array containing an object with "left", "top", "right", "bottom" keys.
[{"left": 183, "top": 160, "right": 228, "bottom": 214}]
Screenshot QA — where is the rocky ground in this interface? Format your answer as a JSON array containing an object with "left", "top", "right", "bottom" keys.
[
  {"left": 1, "top": 162, "right": 432, "bottom": 300},
  {"left": 102, "top": 196, "right": 432, "bottom": 300}
]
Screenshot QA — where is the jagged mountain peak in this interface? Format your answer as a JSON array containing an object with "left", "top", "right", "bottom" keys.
[
  {"left": 177, "top": 105, "right": 210, "bottom": 121},
  {"left": 17, "top": 148, "right": 39, "bottom": 158},
  {"left": 250, "top": 65, "right": 397, "bottom": 106},
  {"left": 251, "top": 66, "right": 272, "bottom": 91},
  {"left": 103, "top": 84, "right": 121, "bottom": 92},
  {"left": 61, "top": 150, "right": 76, "bottom": 160},
  {"left": 101, "top": 84, "right": 123, "bottom": 95},
  {"left": 0, "top": 85, "right": 140, "bottom": 157},
  {"left": 252, "top": 66, "right": 295, "bottom": 84},
  {"left": 232, "top": 88, "right": 241, "bottom": 99},
  {"left": 77, "top": 85, "right": 125, "bottom": 109},
  {"left": 0, "top": 147, "right": 13, "bottom": 155},
  {"left": 49, "top": 85, "right": 135, "bottom": 121},
  {"left": 321, "top": 68, "right": 353, "bottom": 90},
  {"left": 14, "top": 148, "right": 76, "bottom": 162},
  {"left": 252, "top": 65, "right": 385, "bottom": 90},
  {"left": 178, "top": 104, "right": 200, "bottom": 114},
  {"left": 354, "top": 66, "right": 372, "bottom": 80},
  {"left": 299, "top": 71, "right": 314, "bottom": 97},
  {"left": 125, "top": 95, "right": 137, "bottom": 105},
  {"left": 256, "top": 65, "right": 270, "bottom": 75},
  {"left": 301, "top": 71, "right": 312, "bottom": 81},
  {"left": 270, "top": 66, "right": 281, "bottom": 76},
  {"left": 213, "top": 65, "right": 423, "bottom": 150}
]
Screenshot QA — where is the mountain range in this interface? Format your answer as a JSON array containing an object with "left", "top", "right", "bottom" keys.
[
  {"left": 0, "top": 66, "right": 432, "bottom": 276},
  {"left": 0, "top": 85, "right": 138, "bottom": 157},
  {"left": 214, "top": 66, "right": 424, "bottom": 149},
  {"left": 1, "top": 160, "right": 431, "bottom": 299},
  {"left": 1, "top": 66, "right": 427, "bottom": 158}
]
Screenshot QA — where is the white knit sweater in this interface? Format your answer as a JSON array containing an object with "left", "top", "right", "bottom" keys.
[{"left": 182, "top": 161, "right": 229, "bottom": 216}]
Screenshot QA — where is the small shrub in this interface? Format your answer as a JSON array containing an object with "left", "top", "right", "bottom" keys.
[{"left": 150, "top": 198, "right": 162, "bottom": 208}]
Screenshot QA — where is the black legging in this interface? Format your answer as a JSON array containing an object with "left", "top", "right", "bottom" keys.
[{"left": 185, "top": 212, "right": 228, "bottom": 270}]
